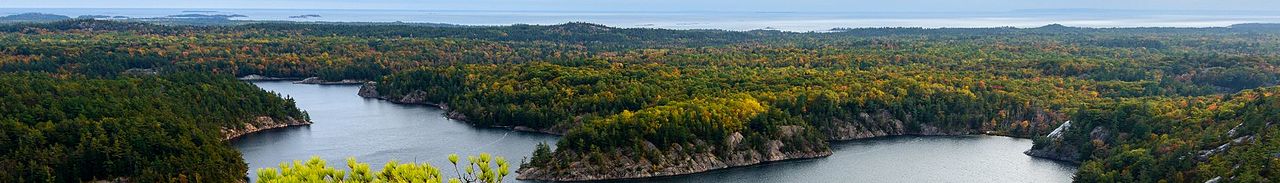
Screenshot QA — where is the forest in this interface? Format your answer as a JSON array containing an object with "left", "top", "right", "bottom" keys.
[
  {"left": 2, "top": 19, "right": 1279, "bottom": 182},
  {"left": 0, "top": 72, "right": 309, "bottom": 182}
]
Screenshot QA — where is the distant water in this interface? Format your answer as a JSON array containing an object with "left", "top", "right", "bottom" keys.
[
  {"left": 235, "top": 82, "right": 1075, "bottom": 182},
  {"left": 4, "top": 8, "right": 1280, "bottom": 31}
]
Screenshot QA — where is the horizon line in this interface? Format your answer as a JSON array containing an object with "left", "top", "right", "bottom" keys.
[{"left": 4, "top": 7, "right": 1280, "bottom": 14}]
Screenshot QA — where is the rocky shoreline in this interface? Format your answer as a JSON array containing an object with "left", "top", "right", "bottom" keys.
[
  {"left": 293, "top": 77, "right": 366, "bottom": 85},
  {"left": 236, "top": 74, "right": 298, "bottom": 81},
  {"left": 236, "top": 75, "right": 363, "bottom": 85},
  {"left": 517, "top": 129, "right": 832, "bottom": 181},
  {"left": 518, "top": 149, "right": 831, "bottom": 181},
  {"left": 822, "top": 110, "right": 978, "bottom": 141},
  {"left": 220, "top": 116, "right": 312, "bottom": 141},
  {"left": 516, "top": 109, "right": 1066, "bottom": 181},
  {"left": 513, "top": 121, "right": 993, "bottom": 181}
]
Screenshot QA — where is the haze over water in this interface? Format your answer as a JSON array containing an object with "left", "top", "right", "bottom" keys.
[{"left": 4, "top": 8, "right": 1280, "bottom": 31}]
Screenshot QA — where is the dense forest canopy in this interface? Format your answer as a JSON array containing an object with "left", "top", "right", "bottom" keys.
[
  {"left": 2, "top": 19, "right": 1280, "bottom": 182},
  {"left": 0, "top": 72, "right": 308, "bottom": 182}
]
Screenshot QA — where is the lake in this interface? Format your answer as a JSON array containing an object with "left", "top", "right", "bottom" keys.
[
  {"left": 5, "top": 8, "right": 1280, "bottom": 31},
  {"left": 234, "top": 81, "right": 1076, "bottom": 182}
]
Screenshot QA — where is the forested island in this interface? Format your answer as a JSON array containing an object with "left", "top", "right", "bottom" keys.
[{"left": 2, "top": 19, "right": 1280, "bottom": 182}]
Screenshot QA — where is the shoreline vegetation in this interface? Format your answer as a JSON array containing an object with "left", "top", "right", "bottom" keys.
[
  {"left": 2, "top": 18, "right": 1280, "bottom": 182},
  {"left": 256, "top": 154, "right": 511, "bottom": 183}
]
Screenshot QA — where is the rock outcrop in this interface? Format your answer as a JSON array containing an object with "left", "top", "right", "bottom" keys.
[
  {"left": 293, "top": 77, "right": 365, "bottom": 85},
  {"left": 1047, "top": 121, "right": 1072, "bottom": 139},
  {"left": 357, "top": 82, "right": 380, "bottom": 98},
  {"left": 1022, "top": 120, "right": 1082, "bottom": 162},
  {"left": 1195, "top": 122, "right": 1266, "bottom": 162},
  {"left": 237, "top": 74, "right": 294, "bottom": 81},
  {"left": 220, "top": 116, "right": 312, "bottom": 141},
  {"left": 823, "top": 110, "right": 976, "bottom": 141},
  {"left": 357, "top": 82, "right": 435, "bottom": 105},
  {"left": 1021, "top": 121, "right": 1106, "bottom": 163},
  {"left": 1024, "top": 142, "right": 1083, "bottom": 163},
  {"left": 1205, "top": 176, "right": 1223, "bottom": 183},
  {"left": 122, "top": 68, "right": 159, "bottom": 75}
]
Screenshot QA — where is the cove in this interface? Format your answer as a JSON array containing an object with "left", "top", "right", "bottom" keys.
[{"left": 233, "top": 81, "right": 1077, "bottom": 182}]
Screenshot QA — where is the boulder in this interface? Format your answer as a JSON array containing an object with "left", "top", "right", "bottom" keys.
[
  {"left": 1205, "top": 176, "right": 1222, "bottom": 183},
  {"left": 725, "top": 132, "right": 744, "bottom": 149},
  {"left": 220, "top": 116, "right": 312, "bottom": 140},
  {"left": 357, "top": 82, "right": 380, "bottom": 98},
  {"left": 1047, "top": 121, "right": 1072, "bottom": 139}
]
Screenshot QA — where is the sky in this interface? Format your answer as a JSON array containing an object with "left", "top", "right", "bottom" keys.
[{"left": 4, "top": 0, "right": 1280, "bottom": 12}]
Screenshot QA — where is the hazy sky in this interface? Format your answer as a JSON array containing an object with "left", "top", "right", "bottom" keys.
[{"left": 6, "top": 0, "right": 1280, "bottom": 12}]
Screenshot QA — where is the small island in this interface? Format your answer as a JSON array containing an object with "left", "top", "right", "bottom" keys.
[{"left": 289, "top": 14, "right": 323, "bottom": 19}]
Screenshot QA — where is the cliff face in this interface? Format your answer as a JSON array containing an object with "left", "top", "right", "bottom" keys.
[
  {"left": 820, "top": 110, "right": 1007, "bottom": 141},
  {"left": 517, "top": 130, "right": 830, "bottom": 181},
  {"left": 220, "top": 116, "right": 312, "bottom": 141},
  {"left": 823, "top": 111, "right": 910, "bottom": 140}
]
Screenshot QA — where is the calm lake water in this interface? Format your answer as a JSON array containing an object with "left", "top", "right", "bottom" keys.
[
  {"left": 233, "top": 82, "right": 561, "bottom": 182},
  {"left": 5, "top": 8, "right": 1280, "bottom": 31},
  {"left": 235, "top": 82, "right": 1076, "bottom": 182}
]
